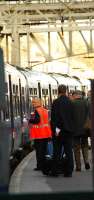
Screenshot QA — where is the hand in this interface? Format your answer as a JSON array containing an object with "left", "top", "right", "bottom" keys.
[
  {"left": 55, "top": 127, "right": 61, "bottom": 136},
  {"left": 55, "top": 132, "right": 60, "bottom": 137}
]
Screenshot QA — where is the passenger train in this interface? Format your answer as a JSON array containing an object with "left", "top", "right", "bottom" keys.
[{"left": 0, "top": 63, "right": 90, "bottom": 156}]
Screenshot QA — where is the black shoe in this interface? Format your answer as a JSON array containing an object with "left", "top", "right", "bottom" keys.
[
  {"left": 42, "top": 170, "right": 50, "bottom": 175},
  {"left": 34, "top": 167, "right": 41, "bottom": 171},
  {"left": 76, "top": 168, "right": 81, "bottom": 172},
  {"left": 85, "top": 162, "right": 90, "bottom": 170},
  {"left": 48, "top": 171, "right": 59, "bottom": 177},
  {"left": 64, "top": 173, "right": 72, "bottom": 177}
]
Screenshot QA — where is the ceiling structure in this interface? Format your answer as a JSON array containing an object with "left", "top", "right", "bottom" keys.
[
  {"left": 0, "top": 0, "right": 94, "bottom": 78},
  {"left": 0, "top": 0, "right": 94, "bottom": 32}
]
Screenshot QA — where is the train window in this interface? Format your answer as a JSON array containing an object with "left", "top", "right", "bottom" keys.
[
  {"left": 22, "top": 87, "right": 24, "bottom": 95},
  {"left": 17, "top": 96, "right": 20, "bottom": 114},
  {"left": 16, "top": 85, "right": 18, "bottom": 94},
  {"left": 12, "top": 96, "right": 20, "bottom": 117},
  {"left": 46, "top": 89, "right": 48, "bottom": 95},
  {"left": 29, "top": 88, "right": 31, "bottom": 95},
  {"left": 52, "top": 89, "right": 55, "bottom": 95},
  {"left": 0, "top": 110, "right": 5, "bottom": 121},
  {"left": 5, "top": 95, "right": 10, "bottom": 119},
  {"left": 29, "top": 98, "right": 32, "bottom": 113},
  {"left": 31, "top": 88, "right": 33, "bottom": 95},
  {"left": 45, "top": 97, "right": 49, "bottom": 108},
  {"left": 22, "top": 96, "right": 25, "bottom": 114},
  {"left": 55, "top": 89, "right": 57, "bottom": 95},
  {"left": 12, "top": 96, "right": 16, "bottom": 116},
  {"left": 15, "top": 96, "right": 19, "bottom": 116},
  {"left": 5, "top": 82, "right": 8, "bottom": 93},
  {"left": 42, "top": 89, "right": 44, "bottom": 95},
  {"left": 29, "top": 88, "right": 33, "bottom": 95},
  {"left": 42, "top": 89, "right": 48, "bottom": 95},
  {"left": 34, "top": 88, "right": 37, "bottom": 95},
  {"left": 13, "top": 84, "right": 16, "bottom": 93}
]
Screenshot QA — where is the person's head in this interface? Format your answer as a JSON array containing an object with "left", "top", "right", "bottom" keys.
[
  {"left": 32, "top": 98, "right": 42, "bottom": 108},
  {"left": 58, "top": 84, "right": 67, "bottom": 96},
  {"left": 72, "top": 90, "right": 82, "bottom": 99},
  {"left": 68, "top": 92, "right": 74, "bottom": 100},
  {"left": 87, "top": 90, "right": 91, "bottom": 98},
  {"left": 82, "top": 91, "right": 86, "bottom": 97}
]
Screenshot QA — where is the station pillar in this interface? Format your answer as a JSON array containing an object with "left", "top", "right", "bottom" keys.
[{"left": 11, "top": 26, "right": 20, "bottom": 67}]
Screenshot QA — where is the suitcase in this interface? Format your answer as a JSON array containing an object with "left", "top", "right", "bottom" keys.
[
  {"left": 58, "top": 155, "right": 68, "bottom": 174},
  {"left": 41, "top": 156, "right": 53, "bottom": 175}
]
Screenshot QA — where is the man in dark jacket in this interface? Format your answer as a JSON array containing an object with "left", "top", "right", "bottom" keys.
[
  {"left": 72, "top": 90, "right": 90, "bottom": 171},
  {"left": 50, "top": 84, "right": 74, "bottom": 177}
]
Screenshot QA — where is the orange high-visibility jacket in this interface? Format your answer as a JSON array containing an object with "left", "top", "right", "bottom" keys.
[{"left": 30, "top": 107, "right": 52, "bottom": 139}]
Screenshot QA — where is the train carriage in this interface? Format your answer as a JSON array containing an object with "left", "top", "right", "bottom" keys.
[
  {"left": 22, "top": 70, "right": 58, "bottom": 111},
  {"left": 0, "top": 63, "right": 91, "bottom": 157},
  {"left": 5, "top": 64, "right": 27, "bottom": 153},
  {"left": 49, "top": 73, "right": 82, "bottom": 93}
]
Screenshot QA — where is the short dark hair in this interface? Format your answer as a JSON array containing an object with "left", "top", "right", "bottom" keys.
[
  {"left": 72, "top": 90, "right": 81, "bottom": 96},
  {"left": 58, "top": 84, "right": 66, "bottom": 94}
]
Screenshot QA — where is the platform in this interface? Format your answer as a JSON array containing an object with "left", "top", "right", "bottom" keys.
[{"left": 9, "top": 150, "right": 93, "bottom": 194}]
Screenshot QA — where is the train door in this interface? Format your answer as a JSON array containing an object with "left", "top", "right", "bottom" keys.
[
  {"left": 8, "top": 74, "right": 15, "bottom": 154},
  {"left": 38, "top": 82, "right": 42, "bottom": 99},
  {"left": 19, "top": 79, "right": 23, "bottom": 125},
  {"left": 48, "top": 84, "right": 52, "bottom": 109}
]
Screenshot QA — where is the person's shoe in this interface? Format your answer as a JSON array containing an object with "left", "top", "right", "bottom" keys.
[
  {"left": 33, "top": 167, "right": 41, "bottom": 171},
  {"left": 85, "top": 162, "right": 90, "bottom": 170},
  {"left": 48, "top": 171, "right": 59, "bottom": 177},
  {"left": 42, "top": 170, "right": 50, "bottom": 175},
  {"left": 76, "top": 168, "right": 81, "bottom": 172},
  {"left": 64, "top": 173, "right": 72, "bottom": 177}
]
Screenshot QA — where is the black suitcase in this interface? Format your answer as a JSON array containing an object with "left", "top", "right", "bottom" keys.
[
  {"left": 58, "top": 155, "right": 68, "bottom": 174},
  {"left": 41, "top": 155, "right": 53, "bottom": 175}
]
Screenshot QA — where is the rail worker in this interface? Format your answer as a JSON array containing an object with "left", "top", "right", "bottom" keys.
[{"left": 29, "top": 97, "right": 52, "bottom": 171}]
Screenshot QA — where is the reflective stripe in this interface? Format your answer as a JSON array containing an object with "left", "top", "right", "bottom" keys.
[{"left": 32, "top": 124, "right": 49, "bottom": 128}]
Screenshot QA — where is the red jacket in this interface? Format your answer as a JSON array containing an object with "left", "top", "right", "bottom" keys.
[{"left": 29, "top": 107, "right": 52, "bottom": 139}]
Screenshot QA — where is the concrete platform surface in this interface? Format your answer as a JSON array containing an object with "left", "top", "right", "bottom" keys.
[{"left": 9, "top": 150, "right": 93, "bottom": 194}]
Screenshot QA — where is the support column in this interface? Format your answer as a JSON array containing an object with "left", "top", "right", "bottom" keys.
[
  {"left": 11, "top": 27, "right": 20, "bottom": 67},
  {"left": 90, "top": 19, "right": 93, "bottom": 52},
  {"left": 5, "top": 35, "right": 9, "bottom": 63},
  {"left": 27, "top": 32, "right": 30, "bottom": 68},
  {"left": 68, "top": 19, "right": 72, "bottom": 56},
  {"left": 48, "top": 32, "right": 51, "bottom": 59},
  {"left": 69, "top": 31, "right": 72, "bottom": 56}
]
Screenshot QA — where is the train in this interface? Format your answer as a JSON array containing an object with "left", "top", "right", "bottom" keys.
[{"left": 0, "top": 63, "right": 91, "bottom": 156}]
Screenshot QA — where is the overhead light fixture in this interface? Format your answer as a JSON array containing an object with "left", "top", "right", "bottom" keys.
[
  {"left": 72, "top": 67, "right": 81, "bottom": 69},
  {"left": 28, "top": 61, "right": 41, "bottom": 63},
  {"left": 83, "top": 56, "right": 94, "bottom": 58}
]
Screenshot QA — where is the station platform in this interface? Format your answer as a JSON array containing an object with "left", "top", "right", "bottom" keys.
[{"left": 9, "top": 150, "right": 93, "bottom": 194}]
